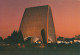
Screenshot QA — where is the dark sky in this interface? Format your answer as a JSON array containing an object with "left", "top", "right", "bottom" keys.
[{"left": 0, "top": 0, "right": 80, "bottom": 38}]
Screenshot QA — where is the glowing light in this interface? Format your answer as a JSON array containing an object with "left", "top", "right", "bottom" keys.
[{"left": 57, "top": 41, "right": 62, "bottom": 44}]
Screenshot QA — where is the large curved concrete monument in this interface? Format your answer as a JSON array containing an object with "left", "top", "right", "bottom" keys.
[{"left": 19, "top": 5, "right": 56, "bottom": 43}]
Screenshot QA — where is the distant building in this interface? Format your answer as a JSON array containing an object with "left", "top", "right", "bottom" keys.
[
  {"left": 57, "top": 41, "right": 63, "bottom": 44},
  {"left": 19, "top": 5, "right": 56, "bottom": 43},
  {"left": 74, "top": 39, "right": 80, "bottom": 43},
  {"left": 57, "top": 37, "right": 65, "bottom": 44},
  {"left": 64, "top": 41, "right": 70, "bottom": 44},
  {"left": 57, "top": 37, "right": 74, "bottom": 44},
  {"left": 74, "top": 35, "right": 80, "bottom": 43}
]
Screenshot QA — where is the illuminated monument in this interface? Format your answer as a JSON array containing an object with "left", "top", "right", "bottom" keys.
[{"left": 19, "top": 5, "right": 56, "bottom": 43}]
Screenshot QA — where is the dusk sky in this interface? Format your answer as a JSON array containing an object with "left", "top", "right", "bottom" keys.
[{"left": 0, "top": 0, "right": 80, "bottom": 38}]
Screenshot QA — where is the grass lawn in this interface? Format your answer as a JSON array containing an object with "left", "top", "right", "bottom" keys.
[{"left": 0, "top": 48, "right": 80, "bottom": 55}]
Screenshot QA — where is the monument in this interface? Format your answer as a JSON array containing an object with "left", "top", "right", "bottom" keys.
[{"left": 19, "top": 5, "right": 56, "bottom": 43}]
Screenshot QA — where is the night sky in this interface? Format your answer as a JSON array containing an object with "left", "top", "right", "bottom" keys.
[{"left": 0, "top": 0, "right": 80, "bottom": 38}]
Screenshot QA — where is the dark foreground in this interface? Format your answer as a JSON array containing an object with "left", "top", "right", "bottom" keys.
[{"left": 0, "top": 48, "right": 80, "bottom": 55}]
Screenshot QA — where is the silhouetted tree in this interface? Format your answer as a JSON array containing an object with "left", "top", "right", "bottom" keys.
[
  {"left": 17, "top": 30, "right": 24, "bottom": 44},
  {"left": 70, "top": 38, "right": 75, "bottom": 43},
  {"left": 0, "top": 37, "right": 3, "bottom": 42},
  {"left": 4, "top": 36, "right": 12, "bottom": 44},
  {"left": 41, "top": 29, "right": 47, "bottom": 44},
  {"left": 4, "top": 30, "right": 24, "bottom": 45},
  {"left": 57, "top": 36, "right": 64, "bottom": 41},
  {"left": 11, "top": 30, "right": 18, "bottom": 44}
]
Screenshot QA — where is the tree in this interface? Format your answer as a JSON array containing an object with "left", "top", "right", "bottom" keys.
[
  {"left": 70, "top": 38, "right": 75, "bottom": 43},
  {"left": 64, "top": 38, "right": 70, "bottom": 42},
  {"left": 4, "top": 36, "right": 12, "bottom": 44},
  {"left": 4, "top": 30, "right": 24, "bottom": 45},
  {"left": 0, "top": 37, "right": 3, "bottom": 42},
  {"left": 11, "top": 30, "right": 18, "bottom": 44},
  {"left": 17, "top": 30, "right": 24, "bottom": 44},
  {"left": 57, "top": 36, "right": 64, "bottom": 41}
]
